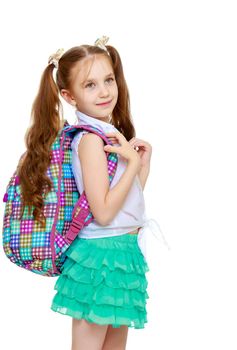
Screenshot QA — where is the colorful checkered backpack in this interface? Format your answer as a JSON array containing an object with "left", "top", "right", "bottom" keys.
[{"left": 2, "top": 120, "right": 118, "bottom": 277}]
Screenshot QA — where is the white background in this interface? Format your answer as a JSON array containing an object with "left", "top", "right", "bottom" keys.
[{"left": 0, "top": 0, "right": 237, "bottom": 349}]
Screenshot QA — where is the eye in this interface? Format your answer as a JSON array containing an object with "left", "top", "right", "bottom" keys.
[
  {"left": 85, "top": 82, "right": 95, "bottom": 88},
  {"left": 106, "top": 77, "right": 114, "bottom": 83},
  {"left": 85, "top": 77, "right": 114, "bottom": 88}
]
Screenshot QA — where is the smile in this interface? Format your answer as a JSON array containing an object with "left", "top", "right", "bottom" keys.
[{"left": 96, "top": 100, "right": 112, "bottom": 106}]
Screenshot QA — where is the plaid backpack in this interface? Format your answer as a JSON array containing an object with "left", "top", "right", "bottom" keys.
[{"left": 2, "top": 120, "right": 118, "bottom": 277}]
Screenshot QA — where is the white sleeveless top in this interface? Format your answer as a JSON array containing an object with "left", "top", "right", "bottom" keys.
[
  {"left": 71, "top": 110, "right": 147, "bottom": 238},
  {"left": 71, "top": 110, "right": 171, "bottom": 262}
]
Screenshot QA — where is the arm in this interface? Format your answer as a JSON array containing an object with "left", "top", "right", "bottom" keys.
[
  {"left": 138, "top": 164, "right": 150, "bottom": 191},
  {"left": 78, "top": 133, "right": 140, "bottom": 226},
  {"left": 128, "top": 137, "right": 152, "bottom": 191}
]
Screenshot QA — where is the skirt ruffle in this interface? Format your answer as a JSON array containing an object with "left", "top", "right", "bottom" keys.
[{"left": 50, "top": 233, "right": 150, "bottom": 329}]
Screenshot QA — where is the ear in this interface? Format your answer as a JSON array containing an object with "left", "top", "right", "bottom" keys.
[{"left": 60, "top": 89, "right": 77, "bottom": 106}]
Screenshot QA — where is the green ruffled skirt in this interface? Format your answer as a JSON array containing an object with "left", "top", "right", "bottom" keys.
[{"left": 50, "top": 232, "right": 150, "bottom": 329}]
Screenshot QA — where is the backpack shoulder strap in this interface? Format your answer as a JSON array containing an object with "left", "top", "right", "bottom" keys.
[{"left": 64, "top": 124, "right": 118, "bottom": 243}]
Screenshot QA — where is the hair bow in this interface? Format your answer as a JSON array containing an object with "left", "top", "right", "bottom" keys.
[
  {"left": 48, "top": 48, "right": 64, "bottom": 69},
  {"left": 94, "top": 36, "right": 110, "bottom": 55}
]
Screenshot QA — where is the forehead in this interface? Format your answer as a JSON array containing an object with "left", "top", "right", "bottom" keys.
[{"left": 71, "top": 54, "right": 114, "bottom": 84}]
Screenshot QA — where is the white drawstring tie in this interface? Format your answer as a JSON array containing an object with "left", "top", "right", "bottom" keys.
[{"left": 137, "top": 217, "right": 171, "bottom": 262}]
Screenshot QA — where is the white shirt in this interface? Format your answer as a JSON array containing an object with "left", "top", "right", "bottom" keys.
[{"left": 71, "top": 110, "right": 171, "bottom": 261}]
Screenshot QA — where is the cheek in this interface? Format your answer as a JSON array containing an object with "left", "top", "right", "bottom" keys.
[
  {"left": 82, "top": 91, "right": 95, "bottom": 101},
  {"left": 111, "top": 83, "right": 118, "bottom": 97}
]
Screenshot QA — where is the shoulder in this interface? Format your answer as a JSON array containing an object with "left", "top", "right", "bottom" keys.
[
  {"left": 80, "top": 132, "right": 104, "bottom": 146},
  {"left": 78, "top": 132, "right": 105, "bottom": 159},
  {"left": 71, "top": 130, "right": 88, "bottom": 151}
]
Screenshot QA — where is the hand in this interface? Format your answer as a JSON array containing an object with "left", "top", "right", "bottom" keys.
[
  {"left": 103, "top": 131, "right": 141, "bottom": 166},
  {"left": 128, "top": 137, "right": 152, "bottom": 167}
]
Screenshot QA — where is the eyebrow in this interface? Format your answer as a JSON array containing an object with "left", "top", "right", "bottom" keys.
[{"left": 82, "top": 72, "right": 115, "bottom": 85}]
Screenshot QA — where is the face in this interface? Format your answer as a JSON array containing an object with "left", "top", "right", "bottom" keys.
[{"left": 61, "top": 54, "right": 118, "bottom": 123}]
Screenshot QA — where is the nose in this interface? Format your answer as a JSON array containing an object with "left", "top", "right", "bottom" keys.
[{"left": 98, "top": 83, "right": 110, "bottom": 97}]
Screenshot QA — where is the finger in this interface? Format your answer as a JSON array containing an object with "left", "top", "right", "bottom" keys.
[
  {"left": 105, "top": 131, "right": 126, "bottom": 143},
  {"left": 104, "top": 132, "right": 119, "bottom": 135},
  {"left": 107, "top": 137, "right": 117, "bottom": 141},
  {"left": 132, "top": 141, "right": 145, "bottom": 147},
  {"left": 105, "top": 133, "right": 118, "bottom": 142},
  {"left": 129, "top": 140, "right": 136, "bottom": 146},
  {"left": 129, "top": 142, "right": 138, "bottom": 149},
  {"left": 103, "top": 144, "right": 121, "bottom": 154},
  {"left": 129, "top": 140, "right": 140, "bottom": 147},
  {"left": 105, "top": 131, "right": 124, "bottom": 138}
]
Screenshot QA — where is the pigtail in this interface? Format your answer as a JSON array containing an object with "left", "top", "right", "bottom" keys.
[
  {"left": 18, "top": 64, "right": 63, "bottom": 228},
  {"left": 106, "top": 45, "right": 136, "bottom": 141},
  {"left": 17, "top": 42, "right": 135, "bottom": 228}
]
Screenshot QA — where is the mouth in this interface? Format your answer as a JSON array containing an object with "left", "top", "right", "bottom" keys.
[{"left": 96, "top": 99, "right": 112, "bottom": 106}]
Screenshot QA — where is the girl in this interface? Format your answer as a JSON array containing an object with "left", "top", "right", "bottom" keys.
[{"left": 19, "top": 36, "right": 162, "bottom": 350}]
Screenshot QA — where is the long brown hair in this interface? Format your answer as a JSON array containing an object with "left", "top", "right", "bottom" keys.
[{"left": 18, "top": 44, "right": 136, "bottom": 227}]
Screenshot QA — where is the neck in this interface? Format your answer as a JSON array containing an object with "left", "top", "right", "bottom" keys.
[
  {"left": 100, "top": 115, "right": 112, "bottom": 124},
  {"left": 78, "top": 110, "right": 113, "bottom": 125}
]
